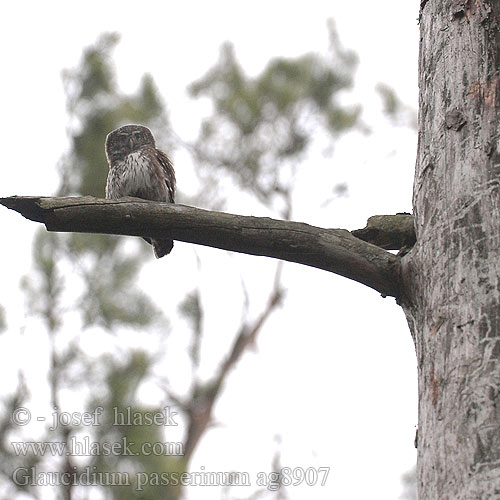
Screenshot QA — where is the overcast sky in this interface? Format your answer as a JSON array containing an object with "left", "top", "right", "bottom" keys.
[{"left": 0, "top": 2, "right": 420, "bottom": 499}]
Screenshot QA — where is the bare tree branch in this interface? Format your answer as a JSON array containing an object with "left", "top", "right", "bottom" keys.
[
  {"left": 182, "top": 262, "right": 284, "bottom": 462},
  {"left": 0, "top": 195, "right": 401, "bottom": 297}
]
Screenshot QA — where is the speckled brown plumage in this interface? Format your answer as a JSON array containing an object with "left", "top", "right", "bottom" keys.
[{"left": 105, "top": 124, "right": 176, "bottom": 257}]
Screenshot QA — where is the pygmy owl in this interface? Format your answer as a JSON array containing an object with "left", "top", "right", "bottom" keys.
[{"left": 105, "top": 124, "right": 176, "bottom": 258}]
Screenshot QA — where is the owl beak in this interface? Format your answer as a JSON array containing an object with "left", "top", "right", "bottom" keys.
[{"left": 129, "top": 137, "right": 135, "bottom": 150}]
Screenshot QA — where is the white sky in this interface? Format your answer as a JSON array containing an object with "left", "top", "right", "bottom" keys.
[{"left": 0, "top": 1, "right": 420, "bottom": 499}]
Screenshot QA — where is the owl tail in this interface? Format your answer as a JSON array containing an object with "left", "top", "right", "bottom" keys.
[
  {"left": 152, "top": 239, "right": 174, "bottom": 258},
  {"left": 143, "top": 237, "right": 174, "bottom": 258}
]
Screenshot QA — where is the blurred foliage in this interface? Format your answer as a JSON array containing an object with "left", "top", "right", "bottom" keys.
[
  {"left": 0, "top": 375, "right": 43, "bottom": 500},
  {"left": 179, "top": 290, "right": 203, "bottom": 368},
  {"left": 376, "top": 82, "right": 417, "bottom": 129},
  {"left": 21, "top": 231, "right": 64, "bottom": 333},
  {"left": 189, "top": 20, "right": 360, "bottom": 208},
  {"left": 399, "top": 465, "right": 417, "bottom": 500},
  {"left": 24, "top": 32, "right": 167, "bottom": 332},
  {"left": 376, "top": 82, "right": 400, "bottom": 117},
  {"left": 0, "top": 305, "right": 6, "bottom": 333},
  {"left": 2, "top": 32, "right": 171, "bottom": 500},
  {"left": 60, "top": 33, "right": 171, "bottom": 198},
  {"left": 89, "top": 351, "right": 184, "bottom": 500},
  {"left": 4, "top": 20, "right": 365, "bottom": 500},
  {"left": 78, "top": 252, "right": 161, "bottom": 329}
]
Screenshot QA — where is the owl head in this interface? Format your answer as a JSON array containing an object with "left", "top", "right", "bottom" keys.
[{"left": 105, "top": 124, "right": 156, "bottom": 165}]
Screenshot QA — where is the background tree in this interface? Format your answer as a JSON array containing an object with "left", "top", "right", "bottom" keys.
[
  {"left": 5, "top": 1, "right": 498, "bottom": 497},
  {"left": 0, "top": 21, "right": 364, "bottom": 500},
  {"left": 0, "top": 32, "right": 172, "bottom": 500},
  {"left": 188, "top": 21, "right": 359, "bottom": 214}
]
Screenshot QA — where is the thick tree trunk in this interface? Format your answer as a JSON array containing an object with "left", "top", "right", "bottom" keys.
[{"left": 401, "top": 1, "right": 500, "bottom": 498}]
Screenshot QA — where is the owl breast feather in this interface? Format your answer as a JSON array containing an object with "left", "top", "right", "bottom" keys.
[{"left": 106, "top": 150, "right": 168, "bottom": 201}]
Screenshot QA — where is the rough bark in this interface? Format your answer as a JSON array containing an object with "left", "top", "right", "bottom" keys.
[
  {"left": 0, "top": 196, "right": 401, "bottom": 297},
  {"left": 401, "top": 1, "right": 500, "bottom": 498}
]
